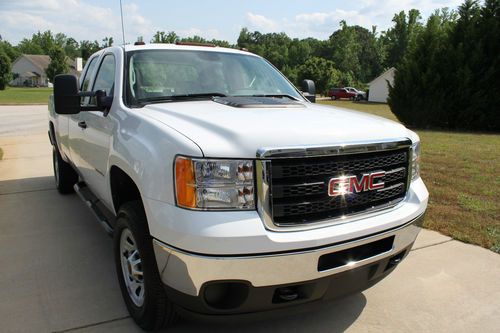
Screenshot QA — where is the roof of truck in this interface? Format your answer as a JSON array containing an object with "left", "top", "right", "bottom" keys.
[{"left": 122, "top": 43, "right": 257, "bottom": 56}]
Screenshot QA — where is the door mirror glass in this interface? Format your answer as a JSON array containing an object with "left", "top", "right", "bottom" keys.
[{"left": 54, "top": 74, "right": 80, "bottom": 115}]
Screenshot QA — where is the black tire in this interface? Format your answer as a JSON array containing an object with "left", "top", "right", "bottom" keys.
[
  {"left": 114, "top": 201, "right": 177, "bottom": 331},
  {"left": 349, "top": 96, "right": 355, "bottom": 101},
  {"left": 331, "top": 95, "right": 337, "bottom": 100},
  {"left": 52, "top": 145, "right": 78, "bottom": 194}
]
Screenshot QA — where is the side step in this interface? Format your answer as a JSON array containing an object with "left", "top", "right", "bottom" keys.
[{"left": 74, "top": 182, "right": 114, "bottom": 236}]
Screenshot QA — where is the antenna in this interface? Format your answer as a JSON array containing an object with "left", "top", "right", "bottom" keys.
[{"left": 119, "top": 0, "right": 126, "bottom": 45}]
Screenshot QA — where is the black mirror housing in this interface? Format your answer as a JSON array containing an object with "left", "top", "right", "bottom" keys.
[
  {"left": 95, "top": 90, "right": 113, "bottom": 111},
  {"left": 301, "top": 79, "right": 316, "bottom": 103},
  {"left": 54, "top": 74, "right": 80, "bottom": 115}
]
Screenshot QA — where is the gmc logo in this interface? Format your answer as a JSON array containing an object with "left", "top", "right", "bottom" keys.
[{"left": 328, "top": 171, "right": 385, "bottom": 197}]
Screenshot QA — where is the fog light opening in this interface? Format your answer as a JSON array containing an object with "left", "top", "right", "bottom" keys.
[{"left": 203, "top": 282, "right": 249, "bottom": 310}]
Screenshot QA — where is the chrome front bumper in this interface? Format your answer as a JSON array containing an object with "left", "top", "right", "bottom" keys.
[{"left": 153, "top": 214, "right": 423, "bottom": 297}]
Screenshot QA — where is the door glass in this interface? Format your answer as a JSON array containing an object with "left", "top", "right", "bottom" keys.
[
  {"left": 80, "top": 57, "right": 98, "bottom": 92},
  {"left": 93, "top": 54, "right": 116, "bottom": 96}
]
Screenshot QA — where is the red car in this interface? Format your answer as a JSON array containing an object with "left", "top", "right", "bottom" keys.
[{"left": 328, "top": 88, "right": 359, "bottom": 100}]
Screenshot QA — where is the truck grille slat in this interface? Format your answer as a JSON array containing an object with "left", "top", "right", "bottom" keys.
[{"left": 267, "top": 148, "right": 410, "bottom": 226}]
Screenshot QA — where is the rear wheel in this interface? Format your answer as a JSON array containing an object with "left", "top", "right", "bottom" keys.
[
  {"left": 114, "top": 201, "right": 177, "bottom": 331},
  {"left": 52, "top": 145, "right": 78, "bottom": 194},
  {"left": 331, "top": 95, "right": 337, "bottom": 100}
]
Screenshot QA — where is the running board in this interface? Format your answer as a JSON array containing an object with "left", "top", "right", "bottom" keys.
[{"left": 74, "top": 182, "right": 114, "bottom": 236}]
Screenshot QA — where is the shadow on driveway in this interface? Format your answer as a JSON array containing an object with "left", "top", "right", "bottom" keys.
[{"left": 0, "top": 176, "right": 367, "bottom": 332}]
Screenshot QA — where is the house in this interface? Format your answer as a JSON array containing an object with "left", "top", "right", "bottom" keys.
[
  {"left": 10, "top": 54, "right": 82, "bottom": 87},
  {"left": 368, "top": 67, "right": 396, "bottom": 103}
]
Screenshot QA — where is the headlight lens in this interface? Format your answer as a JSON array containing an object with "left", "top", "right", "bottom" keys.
[
  {"left": 411, "top": 142, "right": 421, "bottom": 181},
  {"left": 175, "top": 156, "right": 254, "bottom": 210}
]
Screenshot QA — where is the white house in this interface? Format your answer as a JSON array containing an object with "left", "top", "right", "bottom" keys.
[
  {"left": 368, "top": 67, "right": 396, "bottom": 103},
  {"left": 11, "top": 54, "right": 82, "bottom": 87}
]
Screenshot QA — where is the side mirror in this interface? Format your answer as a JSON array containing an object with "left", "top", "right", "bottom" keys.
[
  {"left": 301, "top": 79, "right": 316, "bottom": 103},
  {"left": 95, "top": 90, "right": 113, "bottom": 111},
  {"left": 54, "top": 74, "right": 80, "bottom": 114}
]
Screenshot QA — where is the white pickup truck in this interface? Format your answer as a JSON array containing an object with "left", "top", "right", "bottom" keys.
[{"left": 48, "top": 43, "right": 428, "bottom": 330}]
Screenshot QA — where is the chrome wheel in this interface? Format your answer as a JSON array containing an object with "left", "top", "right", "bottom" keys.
[{"left": 120, "top": 228, "right": 145, "bottom": 307}]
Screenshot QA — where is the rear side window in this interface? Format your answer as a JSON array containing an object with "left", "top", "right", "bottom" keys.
[{"left": 80, "top": 57, "right": 98, "bottom": 91}]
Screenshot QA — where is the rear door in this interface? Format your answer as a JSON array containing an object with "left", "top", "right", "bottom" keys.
[{"left": 71, "top": 53, "right": 116, "bottom": 200}]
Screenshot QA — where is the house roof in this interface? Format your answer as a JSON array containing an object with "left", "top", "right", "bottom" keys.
[
  {"left": 13, "top": 54, "right": 81, "bottom": 76},
  {"left": 22, "top": 55, "right": 51, "bottom": 72},
  {"left": 368, "top": 67, "right": 396, "bottom": 86}
]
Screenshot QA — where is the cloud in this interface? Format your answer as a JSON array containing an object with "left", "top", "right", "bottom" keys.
[
  {"left": 245, "top": 12, "right": 279, "bottom": 32},
  {"left": 242, "top": 0, "right": 462, "bottom": 39},
  {"left": 0, "top": 0, "right": 152, "bottom": 44}
]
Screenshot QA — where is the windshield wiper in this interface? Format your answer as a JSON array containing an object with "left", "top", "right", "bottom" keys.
[
  {"left": 137, "top": 93, "right": 227, "bottom": 104},
  {"left": 238, "top": 94, "right": 300, "bottom": 101}
]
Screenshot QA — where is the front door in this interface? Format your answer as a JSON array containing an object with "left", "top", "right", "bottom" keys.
[{"left": 71, "top": 53, "right": 116, "bottom": 202}]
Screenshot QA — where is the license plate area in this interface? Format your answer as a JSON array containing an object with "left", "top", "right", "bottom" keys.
[{"left": 317, "top": 236, "right": 395, "bottom": 271}]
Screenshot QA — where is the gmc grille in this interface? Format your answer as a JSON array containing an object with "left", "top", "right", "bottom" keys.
[{"left": 266, "top": 148, "right": 410, "bottom": 226}]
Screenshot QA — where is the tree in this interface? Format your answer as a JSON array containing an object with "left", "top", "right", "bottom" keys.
[
  {"left": 328, "top": 22, "right": 384, "bottom": 83},
  {"left": 382, "top": 10, "right": 424, "bottom": 68},
  {"left": 0, "top": 49, "right": 12, "bottom": 90},
  {"left": 46, "top": 46, "right": 68, "bottom": 83},
  {"left": 151, "top": 31, "right": 179, "bottom": 43},
  {"left": 296, "top": 57, "right": 339, "bottom": 95},
  {"left": 101, "top": 37, "right": 114, "bottom": 48},
  {"left": 0, "top": 40, "right": 20, "bottom": 62},
  {"left": 79, "top": 40, "right": 100, "bottom": 61},
  {"left": 389, "top": 0, "right": 499, "bottom": 131}
]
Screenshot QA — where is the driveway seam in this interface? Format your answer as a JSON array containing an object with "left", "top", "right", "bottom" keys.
[
  {"left": 410, "top": 239, "right": 454, "bottom": 252},
  {"left": 51, "top": 315, "right": 131, "bottom": 333},
  {"left": 0, "top": 188, "right": 56, "bottom": 196}
]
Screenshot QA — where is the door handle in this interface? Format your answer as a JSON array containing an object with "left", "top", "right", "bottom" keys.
[{"left": 78, "top": 121, "right": 87, "bottom": 129}]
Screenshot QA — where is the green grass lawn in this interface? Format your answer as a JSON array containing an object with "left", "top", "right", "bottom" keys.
[
  {"left": 0, "top": 87, "right": 52, "bottom": 104},
  {"left": 320, "top": 100, "right": 500, "bottom": 253}
]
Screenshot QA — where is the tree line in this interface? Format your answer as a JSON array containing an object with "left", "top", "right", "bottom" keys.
[
  {"left": 0, "top": 6, "right": 423, "bottom": 91},
  {"left": 0, "top": 0, "right": 497, "bottom": 131},
  {"left": 389, "top": 0, "right": 499, "bottom": 131}
]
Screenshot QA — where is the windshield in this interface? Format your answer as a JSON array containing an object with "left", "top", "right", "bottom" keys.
[{"left": 126, "top": 50, "right": 303, "bottom": 105}]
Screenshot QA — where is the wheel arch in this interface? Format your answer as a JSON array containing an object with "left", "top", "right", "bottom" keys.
[{"left": 109, "top": 165, "right": 143, "bottom": 213}]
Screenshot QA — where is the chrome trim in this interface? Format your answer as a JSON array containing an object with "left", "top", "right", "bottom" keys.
[
  {"left": 153, "top": 213, "right": 424, "bottom": 296},
  {"left": 256, "top": 138, "right": 412, "bottom": 159},
  {"left": 376, "top": 183, "right": 404, "bottom": 192},
  {"left": 386, "top": 167, "right": 406, "bottom": 175},
  {"left": 256, "top": 139, "right": 413, "bottom": 232},
  {"left": 256, "top": 159, "right": 273, "bottom": 230}
]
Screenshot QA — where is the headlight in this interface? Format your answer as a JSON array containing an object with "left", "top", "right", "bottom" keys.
[
  {"left": 175, "top": 156, "right": 255, "bottom": 210},
  {"left": 411, "top": 142, "right": 421, "bottom": 181}
]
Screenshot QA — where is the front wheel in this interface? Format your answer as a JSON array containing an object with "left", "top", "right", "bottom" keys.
[{"left": 114, "top": 201, "right": 177, "bottom": 331}]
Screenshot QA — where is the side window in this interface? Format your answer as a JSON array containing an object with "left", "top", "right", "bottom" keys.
[
  {"left": 92, "top": 54, "right": 116, "bottom": 96},
  {"left": 80, "top": 57, "right": 98, "bottom": 91}
]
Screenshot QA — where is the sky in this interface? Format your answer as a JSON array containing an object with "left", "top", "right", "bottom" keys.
[{"left": 0, "top": 0, "right": 464, "bottom": 45}]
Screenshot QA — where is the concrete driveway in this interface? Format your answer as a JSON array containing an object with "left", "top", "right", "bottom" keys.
[{"left": 0, "top": 105, "right": 499, "bottom": 333}]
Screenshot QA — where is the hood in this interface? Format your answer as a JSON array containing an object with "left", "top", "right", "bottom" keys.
[{"left": 139, "top": 100, "right": 415, "bottom": 158}]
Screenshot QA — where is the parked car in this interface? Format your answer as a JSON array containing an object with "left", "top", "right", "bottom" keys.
[
  {"left": 345, "top": 87, "right": 367, "bottom": 100},
  {"left": 328, "top": 87, "right": 360, "bottom": 100},
  {"left": 48, "top": 43, "right": 428, "bottom": 331}
]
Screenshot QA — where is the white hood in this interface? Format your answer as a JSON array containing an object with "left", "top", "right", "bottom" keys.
[{"left": 139, "top": 100, "right": 416, "bottom": 158}]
